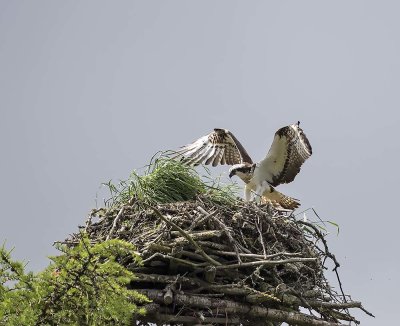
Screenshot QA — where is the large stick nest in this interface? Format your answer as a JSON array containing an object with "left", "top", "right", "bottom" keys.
[{"left": 66, "top": 158, "right": 371, "bottom": 325}]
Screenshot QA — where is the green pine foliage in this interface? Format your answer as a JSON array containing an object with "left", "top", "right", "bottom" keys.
[{"left": 0, "top": 235, "right": 148, "bottom": 325}]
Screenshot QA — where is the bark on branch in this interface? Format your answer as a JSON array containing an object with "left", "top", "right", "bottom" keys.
[
  {"left": 139, "top": 289, "right": 346, "bottom": 326},
  {"left": 150, "top": 206, "right": 221, "bottom": 266}
]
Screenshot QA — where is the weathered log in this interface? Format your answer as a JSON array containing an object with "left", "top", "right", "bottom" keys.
[
  {"left": 163, "top": 285, "right": 174, "bottom": 305},
  {"left": 142, "top": 311, "right": 241, "bottom": 325},
  {"left": 131, "top": 273, "right": 360, "bottom": 311},
  {"left": 139, "top": 289, "right": 346, "bottom": 326},
  {"left": 204, "top": 265, "right": 216, "bottom": 283}
]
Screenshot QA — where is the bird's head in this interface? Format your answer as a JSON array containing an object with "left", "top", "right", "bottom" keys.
[
  {"left": 229, "top": 163, "right": 256, "bottom": 181},
  {"left": 290, "top": 121, "right": 301, "bottom": 130}
]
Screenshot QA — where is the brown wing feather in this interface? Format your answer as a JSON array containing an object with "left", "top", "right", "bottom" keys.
[
  {"left": 175, "top": 128, "right": 253, "bottom": 166},
  {"left": 261, "top": 123, "right": 312, "bottom": 187},
  {"left": 261, "top": 186, "right": 300, "bottom": 210}
]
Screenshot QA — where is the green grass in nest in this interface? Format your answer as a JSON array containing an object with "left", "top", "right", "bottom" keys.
[{"left": 102, "top": 154, "right": 239, "bottom": 207}]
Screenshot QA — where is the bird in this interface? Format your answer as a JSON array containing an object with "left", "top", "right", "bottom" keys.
[{"left": 174, "top": 122, "right": 312, "bottom": 210}]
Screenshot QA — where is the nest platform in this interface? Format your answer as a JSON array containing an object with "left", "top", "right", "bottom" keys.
[{"left": 67, "top": 194, "right": 371, "bottom": 326}]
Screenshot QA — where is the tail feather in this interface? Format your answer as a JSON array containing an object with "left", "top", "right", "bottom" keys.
[{"left": 261, "top": 186, "right": 300, "bottom": 210}]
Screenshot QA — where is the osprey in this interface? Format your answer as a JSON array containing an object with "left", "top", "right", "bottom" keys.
[{"left": 175, "top": 122, "right": 312, "bottom": 210}]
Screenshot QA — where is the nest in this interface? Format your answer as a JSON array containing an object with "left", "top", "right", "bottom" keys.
[{"left": 66, "top": 194, "right": 371, "bottom": 326}]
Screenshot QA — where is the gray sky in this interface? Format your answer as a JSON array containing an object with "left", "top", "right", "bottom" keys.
[{"left": 0, "top": 1, "right": 398, "bottom": 324}]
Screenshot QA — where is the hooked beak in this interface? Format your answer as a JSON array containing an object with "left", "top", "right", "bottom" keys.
[{"left": 229, "top": 171, "right": 235, "bottom": 178}]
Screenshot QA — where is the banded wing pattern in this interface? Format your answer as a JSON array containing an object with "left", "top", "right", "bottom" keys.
[
  {"left": 261, "top": 122, "right": 312, "bottom": 187},
  {"left": 175, "top": 128, "right": 253, "bottom": 167}
]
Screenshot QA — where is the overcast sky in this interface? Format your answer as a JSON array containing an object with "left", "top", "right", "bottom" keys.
[{"left": 1, "top": 1, "right": 398, "bottom": 324}]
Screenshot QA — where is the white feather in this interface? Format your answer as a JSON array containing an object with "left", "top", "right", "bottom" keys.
[{"left": 257, "top": 135, "right": 288, "bottom": 183}]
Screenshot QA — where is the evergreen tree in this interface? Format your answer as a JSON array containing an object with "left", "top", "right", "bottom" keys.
[{"left": 0, "top": 235, "right": 148, "bottom": 325}]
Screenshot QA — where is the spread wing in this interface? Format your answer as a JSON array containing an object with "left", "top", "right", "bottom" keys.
[
  {"left": 260, "top": 122, "right": 312, "bottom": 186},
  {"left": 175, "top": 128, "right": 253, "bottom": 167}
]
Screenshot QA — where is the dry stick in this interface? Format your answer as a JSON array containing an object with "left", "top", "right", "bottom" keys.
[
  {"left": 106, "top": 196, "right": 137, "bottom": 240},
  {"left": 84, "top": 213, "right": 93, "bottom": 233},
  {"left": 215, "top": 257, "right": 317, "bottom": 270},
  {"left": 360, "top": 306, "right": 375, "bottom": 318},
  {"left": 283, "top": 286, "right": 318, "bottom": 319},
  {"left": 147, "top": 243, "right": 172, "bottom": 253},
  {"left": 172, "top": 230, "right": 223, "bottom": 245},
  {"left": 206, "top": 250, "right": 304, "bottom": 260},
  {"left": 145, "top": 244, "right": 215, "bottom": 263},
  {"left": 197, "top": 205, "right": 242, "bottom": 264},
  {"left": 297, "top": 220, "right": 348, "bottom": 303},
  {"left": 306, "top": 301, "right": 365, "bottom": 310},
  {"left": 170, "top": 230, "right": 222, "bottom": 237},
  {"left": 106, "top": 206, "right": 126, "bottom": 240},
  {"left": 150, "top": 206, "right": 221, "bottom": 266},
  {"left": 329, "top": 310, "right": 359, "bottom": 323},
  {"left": 188, "top": 208, "right": 217, "bottom": 231},
  {"left": 132, "top": 273, "right": 200, "bottom": 287},
  {"left": 141, "top": 252, "right": 208, "bottom": 269},
  {"left": 174, "top": 249, "right": 222, "bottom": 263},
  {"left": 197, "top": 240, "right": 231, "bottom": 251},
  {"left": 256, "top": 214, "right": 268, "bottom": 258},
  {"left": 106, "top": 196, "right": 137, "bottom": 241},
  {"left": 139, "top": 289, "right": 346, "bottom": 326}
]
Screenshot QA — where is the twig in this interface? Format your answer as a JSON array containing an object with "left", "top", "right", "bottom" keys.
[
  {"left": 197, "top": 206, "right": 242, "bottom": 264},
  {"left": 197, "top": 241, "right": 231, "bottom": 251},
  {"left": 105, "top": 206, "right": 126, "bottom": 240},
  {"left": 188, "top": 208, "right": 217, "bottom": 231},
  {"left": 142, "top": 252, "right": 208, "bottom": 269},
  {"left": 256, "top": 215, "right": 267, "bottom": 258},
  {"left": 215, "top": 257, "right": 317, "bottom": 270},
  {"left": 172, "top": 230, "right": 223, "bottom": 245},
  {"left": 206, "top": 250, "right": 304, "bottom": 260},
  {"left": 298, "top": 220, "right": 347, "bottom": 302},
  {"left": 150, "top": 206, "right": 221, "bottom": 266}
]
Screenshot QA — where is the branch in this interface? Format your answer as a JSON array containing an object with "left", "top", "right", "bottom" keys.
[
  {"left": 215, "top": 257, "right": 317, "bottom": 270},
  {"left": 132, "top": 273, "right": 364, "bottom": 315},
  {"left": 150, "top": 206, "right": 221, "bottom": 266},
  {"left": 297, "top": 220, "right": 347, "bottom": 301},
  {"left": 142, "top": 252, "right": 207, "bottom": 269},
  {"left": 140, "top": 304, "right": 241, "bottom": 325},
  {"left": 106, "top": 206, "right": 126, "bottom": 240},
  {"left": 206, "top": 250, "right": 304, "bottom": 260},
  {"left": 197, "top": 206, "right": 243, "bottom": 263},
  {"left": 139, "top": 289, "right": 347, "bottom": 326},
  {"left": 172, "top": 230, "right": 223, "bottom": 245}
]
